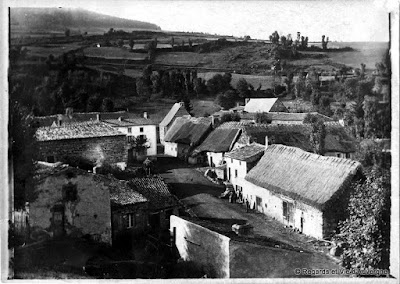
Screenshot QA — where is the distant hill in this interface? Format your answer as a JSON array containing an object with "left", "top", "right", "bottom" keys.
[{"left": 10, "top": 7, "right": 161, "bottom": 34}]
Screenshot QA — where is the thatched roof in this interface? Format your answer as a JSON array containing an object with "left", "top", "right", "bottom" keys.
[
  {"left": 245, "top": 144, "right": 361, "bottom": 209},
  {"left": 35, "top": 121, "right": 125, "bottom": 141},
  {"left": 103, "top": 117, "right": 157, "bottom": 126},
  {"left": 128, "top": 177, "right": 180, "bottom": 210},
  {"left": 164, "top": 116, "right": 212, "bottom": 145},
  {"left": 193, "top": 123, "right": 242, "bottom": 154},
  {"left": 160, "top": 102, "right": 191, "bottom": 127},
  {"left": 225, "top": 143, "right": 265, "bottom": 162}
]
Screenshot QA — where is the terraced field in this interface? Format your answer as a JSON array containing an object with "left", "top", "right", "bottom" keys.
[{"left": 83, "top": 47, "right": 147, "bottom": 60}]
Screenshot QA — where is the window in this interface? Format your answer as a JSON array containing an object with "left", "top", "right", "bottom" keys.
[
  {"left": 47, "top": 155, "right": 55, "bottom": 163},
  {"left": 239, "top": 161, "right": 241, "bottom": 166},
  {"left": 139, "top": 134, "right": 146, "bottom": 140},
  {"left": 140, "top": 127, "right": 144, "bottom": 133},
  {"left": 345, "top": 153, "right": 350, "bottom": 159},
  {"left": 283, "top": 201, "right": 288, "bottom": 219},
  {"left": 336, "top": 153, "right": 341, "bottom": 158},
  {"left": 126, "top": 213, "right": 135, "bottom": 228},
  {"left": 128, "top": 127, "right": 132, "bottom": 133},
  {"left": 231, "top": 158, "right": 233, "bottom": 163},
  {"left": 235, "top": 169, "right": 238, "bottom": 178},
  {"left": 127, "top": 136, "right": 135, "bottom": 143}
]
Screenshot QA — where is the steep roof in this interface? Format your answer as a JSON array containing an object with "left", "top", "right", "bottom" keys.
[
  {"left": 164, "top": 116, "right": 212, "bottom": 145},
  {"left": 245, "top": 144, "right": 361, "bottom": 209},
  {"left": 160, "top": 102, "right": 190, "bottom": 127},
  {"left": 267, "top": 112, "right": 333, "bottom": 122},
  {"left": 103, "top": 117, "right": 157, "bottom": 126},
  {"left": 235, "top": 123, "right": 357, "bottom": 153},
  {"left": 244, "top": 98, "right": 278, "bottom": 113},
  {"left": 225, "top": 143, "right": 265, "bottom": 162},
  {"left": 194, "top": 124, "right": 242, "bottom": 154},
  {"left": 128, "top": 177, "right": 180, "bottom": 210},
  {"left": 35, "top": 121, "right": 125, "bottom": 141}
]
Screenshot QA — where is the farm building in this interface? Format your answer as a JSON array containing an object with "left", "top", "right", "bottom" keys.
[
  {"left": 225, "top": 143, "right": 265, "bottom": 198},
  {"left": 103, "top": 113, "right": 158, "bottom": 160},
  {"left": 30, "top": 162, "right": 113, "bottom": 243},
  {"left": 35, "top": 120, "right": 127, "bottom": 167},
  {"left": 192, "top": 123, "right": 242, "bottom": 167},
  {"left": 127, "top": 177, "right": 181, "bottom": 231},
  {"left": 163, "top": 116, "right": 212, "bottom": 161},
  {"left": 170, "top": 215, "right": 342, "bottom": 278},
  {"left": 243, "top": 98, "right": 288, "bottom": 113},
  {"left": 109, "top": 178, "right": 149, "bottom": 247},
  {"left": 240, "top": 111, "right": 333, "bottom": 125},
  {"left": 159, "top": 102, "right": 191, "bottom": 144},
  {"left": 243, "top": 144, "right": 362, "bottom": 239}
]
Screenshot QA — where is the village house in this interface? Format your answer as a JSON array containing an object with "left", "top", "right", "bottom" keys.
[
  {"left": 243, "top": 98, "right": 289, "bottom": 113},
  {"left": 192, "top": 123, "right": 242, "bottom": 167},
  {"left": 109, "top": 178, "right": 149, "bottom": 247},
  {"left": 102, "top": 113, "right": 158, "bottom": 160},
  {"left": 170, "top": 215, "right": 342, "bottom": 278},
  {"left": 242, "top": 144, "right": 362, "bottom": 239},
  {"left": 241, "top": 111, "right": 333, "bottom": 125},
  {"left": 29, "top": 162, "right": 113, "bottom": 244},
  {"left": 224, "top": 143, "right": 265, "bottom": 198},
  {"left": 35, "top": 120, "right": 127, "bottom": 168},
  {"left": 128, "top": 177, "right": 181, "bottom": 231},
  {"left": 159, "top": 102, "right": 191, "bottom": 144},
  {"left": 225, "top": 121, "right": 356, "bottom": 159},
  {"left": 163, "top": 116, "right": 212, "bottom": 161}
]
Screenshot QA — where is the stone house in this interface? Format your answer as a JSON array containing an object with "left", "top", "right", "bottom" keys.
[
  {"left": 225, "top": 143, "right": 265, "bottom": 197},
  {"left": 103, "top": 114, "right": 158, "bottom": 159},
  {"left": 30, "top": 162, "right": 113, "bottom": 243},
  {"left": 170, "top": 215, "right": 342, "bottom": 278},
  {"left": 192, "top": 123, "right": 242, "bottom": 167},
  {"left": 109, "top": 178, "right": 149, "bottom": 246},
  {"left": 35, "top": 121, "right": 127, "bottom": 167},
  {"left": 243, "top": 98, "right": 288, "bottom": 113},
  {"left": 243, "top": 144, "right": 362, "bottom": 239},
  {"left": 128, "top": 177, "right": 181, "bottom": 231},
  {"left": 229, "top": 122, "right": 357, "bottom": 159},
  {"left": 159, "top": 102, "right": 191, "bottom": 144},
  {"left": 163, "top": 116, "right": 212, "bottom": 160}
]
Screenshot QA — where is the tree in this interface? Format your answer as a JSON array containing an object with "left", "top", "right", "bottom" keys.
[
  {"left": 132, "top": 135, "right": 149, "bottom": 156},
  {"left": 216, "top": 90, "right": 236, "bottom": 110},
  {"left": 65, "top": 28, "right": 70, "bottom": 37},
  {"left": 236, "top": 78, "right": 252, "bottom": 98},
  {"left": 117, "top": 39, "right": 124, "bottom": 48},
  {"left": 86, "top": 94, "right": 102, "bottom": 112},
  {"left": 322, "top": 35, "right": 329, "bottom": 50},
  {"left": 129, "top": 38, "right": 135, "bottom": 50},
  {"left": 335, "top": 167, "right": 390, "bottom": 272},
  {"left": 206, "top": 73, "right": 231, "bottom": 94},
  {"left": 269, "top": 31, "right": 280, "bottom": 44},
  {"left": 363, "top": 96, "right": 378, "bottom": 138},
  {"left": 182, "top": 96, "right": 194, "bottom": 116},
  {"left": 309, "top": 119, "right": 326, "bottom": 155},
  {"left": 9, "top": 102, "right": 38, "bottom": 208},
  {"left": 220, "top": 112, "right": 241, "bottom": 123},
  {"left": 255, "top": 112, "right": 272, "bottom": 124},
  {"left": 101, "top": 98, "right": 114, "bottom": 112}
]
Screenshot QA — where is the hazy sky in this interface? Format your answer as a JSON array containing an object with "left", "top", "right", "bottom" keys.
[{"left": 8, "top": 0, "right": 391, "bottom": 42}]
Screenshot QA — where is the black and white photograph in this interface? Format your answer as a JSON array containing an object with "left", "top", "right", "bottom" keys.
[{"left": 1, "top": 0, "right": 399, "bottom": 281}]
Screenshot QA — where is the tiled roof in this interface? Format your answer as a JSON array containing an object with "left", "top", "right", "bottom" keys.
[
  {"left": 245, "top": 144, "right": 362, "bottom": 210},
  {"left": 103, "top": 117, "right": 157, "bottom": 126},
  {"left": 268, "top": 112, "right": 333, "bottom": 122},
  {"left": 193, "top": 124, "right": 242, "bottom": 154},
  {"left": 160, "top": 102, "right": 190, "bottom": 127},
  {"left": 225, "top": 143, "right": 265, "bottom": 161},
  {"left": 128, "top": 177, "right": 179, "bottom": 210},
  {"left": 35, "top": 121, "right": 125, "bottom": 141},
  {"left": 164, "top": 117, "right": 212, "bottom": 145},
  {"left": 109, "top": 178, "right": 148, "bottom": 207}
]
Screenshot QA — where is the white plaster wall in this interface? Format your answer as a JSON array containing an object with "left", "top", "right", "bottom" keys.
[
  {"left": 226, "top": 158, "right": 247, "bottom": 185},
  {"left": 118, "top": 125, "right": 157, "bottom": 156},
  {"left": 164, "top": 142, "right": 178, "bottom": 157},
  {"left": 207, "top": 152, "right": 225, "bottom": 167}
]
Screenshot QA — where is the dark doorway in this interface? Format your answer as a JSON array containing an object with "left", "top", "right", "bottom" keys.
[
  {"left": 52, "top": 205, "right": 65, "bottom": 237},
  {"left": 149, "top": 212, "right": 160, "bottom": 230},
  {"left": 300, "top": 212, "right": 305, "bottom": 233}
]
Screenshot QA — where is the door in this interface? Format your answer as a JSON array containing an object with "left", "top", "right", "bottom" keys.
[
  {"left": 300, "top": 212, "right": 305, "bottom": 233},
  {"left": 228, "top": 167, "right": 231, "bottom": 180},
  {"left": 52, "top": 205, "right": 65, "bottom": 237},
  {"left": 282, "top": 201, "right": 294, "bottom": 225},
  {"left": 256, "top": 196, "right": 263, "bottom": 213},
  {"left": 210, "top": 156, "right": 214, "bottom": 167},
  {"left": 149, "top": 212, "right": 160, "bottom": 230}
]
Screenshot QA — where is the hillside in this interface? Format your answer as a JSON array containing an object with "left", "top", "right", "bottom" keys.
[{"left": 10, "top": 7, "right": 161, "bottom": 34}]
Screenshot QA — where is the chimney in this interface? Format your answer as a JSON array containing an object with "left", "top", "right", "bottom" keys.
[
  {"left": 143, "top": 112, "right": 148, "bottom": 119},
  {"left": 96, "top": 113, "right": 100, "bottom": 121},
  {"left": 265, "top": 135, "right": 269, "bottom": 150},
  {"left": 118, "top": 117, "right": 123, "bottom": 122}
]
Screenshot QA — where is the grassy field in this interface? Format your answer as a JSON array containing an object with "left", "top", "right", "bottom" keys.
[
  {"left": 24, "top": 43, "right": 83, "bottom": 58},
  {"left": 198, "top": 72, "right": 282, "bottom": 90},
  {"left": 84, "top": 47, "right": 147, "bottom": 60},
  {"left": 154, "top": 52, "right": 222, "bottom": 66}
]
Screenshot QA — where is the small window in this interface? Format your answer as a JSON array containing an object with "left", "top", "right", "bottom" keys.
[
  {"left": 140, "top": 127, "right": 144, "bottom": 133},
  {"left": 336, "top": 153, "right": 341, "bottom": 158},
  {"left": 126, "top": 213, "right": 135, "bottom": 228},
  {"left": 128, "top": 127, "right": 132, "bottom": 133},
  {"left": 239, "top": 161, "right": 241, "bottom": 166},
  {"left": 235, "top": 169, "right": 238, "bottom": 178},
  {"left": 47, "top": 155, "right": 55, "bottom": 163},
  {"left": 345, "top": 153, "right": 350, "bottom": 159},
  {"left": 231, "top": 158, "right": 233, "bottom": 163}
]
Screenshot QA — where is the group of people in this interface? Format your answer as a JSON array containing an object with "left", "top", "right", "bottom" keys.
[{"left": 228, "top": 190, "right": 252, "bottom": 213}]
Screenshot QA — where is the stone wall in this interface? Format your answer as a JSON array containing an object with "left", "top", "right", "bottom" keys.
[
  {"left": 170, "top": 216, "right": 230, "bottom": 278},
  {"left": 30, "top": 169, "right": 112, "bottom": 243},
  {"left": 38, "top": 135, "right": 128, "bottom": 165}
]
